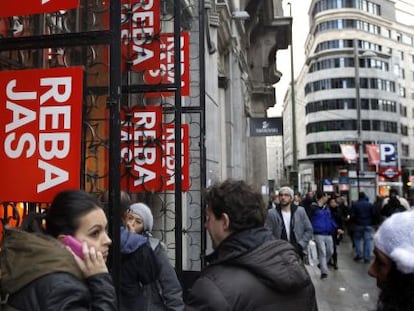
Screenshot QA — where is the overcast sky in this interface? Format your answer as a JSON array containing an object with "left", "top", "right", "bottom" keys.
[
  {"left": 269, "top": 1, "right": 309, "bottom": 117},
  {"left": 268, "top": 0, "right": 414, "bottom": 117}
]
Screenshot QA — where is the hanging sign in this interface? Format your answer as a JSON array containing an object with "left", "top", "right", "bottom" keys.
[
  {"left": 0, "top": 0, "right": 80, "bottom": 18},
  {"left": 379, "top": 167, "right": 401, "bottom": 179},
  {"left": 366, "top": 144, "right": 379, "bottom": 166},
  {"left": 379, "top": 143, "right": 397, "bottom": 167},
  {"left": 162, "top": 124, "right": 189, "bottom": 191},
  {"left": 120, "top": 106, "right": 163, "bottom": 192},
  {"left": 121, "top": 0, "right": 161, "bottom": 72},
  {"left": 144, "top": 32, "right": 190, "bottom": 97},
  {"left": 0, "top": 67, "right": 83, "bottom": 202},
  {"left": 249, "top": 117, "right": 283, "bottom": 136},
  {"left": 120, "top": 107, "right": 190, "bottom": 192},
  {"left": 339, "top": 144, "right": 357, "bottom": 163}
]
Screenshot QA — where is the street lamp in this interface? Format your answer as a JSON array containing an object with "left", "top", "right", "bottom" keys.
[
  {"left": 287, "top": 2, "right": 298, "bottom": 190},
  {"left": 354, "top": 39, "right": 363, "bottom": 195},
  {"left": 353, "top": 40, "right": 383, "bottom": 196},
  {"left": 353, "top": 40, "right": 378, "bottom": 194}
]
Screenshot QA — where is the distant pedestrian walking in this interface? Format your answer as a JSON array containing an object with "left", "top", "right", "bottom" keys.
[
  {"left": 368, "top": 210, "right": 414, "bottom": 310},
  {"left": 266, "top": 186, "right": 313, "bottom": 260},
  {"left": 351, "top": 192, "right": 375, "bottom": 263},
  {"left": 327, "top": 197, "right": 345, "bottom": 269},
  {"left": 309, "top": 191, "right": 337, "bottom": 279}
]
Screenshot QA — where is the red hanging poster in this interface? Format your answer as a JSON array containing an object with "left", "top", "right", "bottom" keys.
[
  {"left": 0, "top": 0, "right": 80, "bottom": 18},
  {"left": 120, "top": 106, "right": 163, "bottom": 192},
  {"left": 143, "top": 32, "right": 190, "bottom": 97},
  {"left": 121, "top": 0, "right": 161, "bottom": 72},
  {"left": 162, "top": 124, "right": 189, "bottom": 191},
  {"left": 0, "top": 67, "right": 83, "bottom": 202}
]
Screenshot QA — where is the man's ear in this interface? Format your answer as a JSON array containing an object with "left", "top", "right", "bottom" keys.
[{"left": 222, "top": 212, "right": 230, "bottom": 231}]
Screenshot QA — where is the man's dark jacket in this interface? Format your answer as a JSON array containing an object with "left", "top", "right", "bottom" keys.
[{"left": 185, "top": 227, "right": 318, "bottom": 311}]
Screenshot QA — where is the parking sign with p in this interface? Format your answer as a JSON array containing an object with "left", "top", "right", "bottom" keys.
[{"left": 380, "top": 143, "right": 397, "bottom": 167}]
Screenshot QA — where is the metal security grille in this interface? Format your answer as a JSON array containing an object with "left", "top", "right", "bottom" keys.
[{"left": 0, "top": 0, "right": 206, "bottom": 290}]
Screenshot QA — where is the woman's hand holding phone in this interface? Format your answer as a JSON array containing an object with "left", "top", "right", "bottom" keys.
[{"left": 63, "top": 235, "right": 108, "bottom": 277}]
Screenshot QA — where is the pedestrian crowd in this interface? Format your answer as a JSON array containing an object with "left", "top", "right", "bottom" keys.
[{"left": 0, "top": 181, "right": 413, "bottom": 310}]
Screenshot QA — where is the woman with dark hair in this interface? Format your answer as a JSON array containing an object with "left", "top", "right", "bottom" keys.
[
  {"left": 0, "top": 189, "right": 116, "bottom": 310},
  {"left": 368, "top": 211, "right": 414, "bottom": 310}
]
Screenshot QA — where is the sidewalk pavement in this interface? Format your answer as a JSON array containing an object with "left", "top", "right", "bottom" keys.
[{"left": 306, "top": 235, "right": 379, "bottom": 311}]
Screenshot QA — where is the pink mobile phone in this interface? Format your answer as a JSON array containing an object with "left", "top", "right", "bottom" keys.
[{"left": 62, "top": 235, "right": 84, "bottom": 259}]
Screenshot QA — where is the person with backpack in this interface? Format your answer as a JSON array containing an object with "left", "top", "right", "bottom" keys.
[
  {"left": 123, "top": 202, "right": 184, "bottom": 311},
  {"left": 0, "top": 190, "right": 117, "bottom": 310}
]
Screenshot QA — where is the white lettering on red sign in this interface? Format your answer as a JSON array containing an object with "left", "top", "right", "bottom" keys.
[
  {"left": 163, "top": 126, "right": 185, "bottom": 187},
  {"left": 121, "top": 0, "right": 160, "bottom": 70},
  {"left": 147, "top": 35, "right": 186, "bottom": 86},
  {"left": 4, "top": 77, "right": 72, "bottom": 192}
]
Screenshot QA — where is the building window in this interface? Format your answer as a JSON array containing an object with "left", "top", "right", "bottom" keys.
[
  {"left": 400, "top": 104, "right": 407, "bottom": 116},
  {"left": 402, "top": 144, "right": 409, "bottom": 157}
]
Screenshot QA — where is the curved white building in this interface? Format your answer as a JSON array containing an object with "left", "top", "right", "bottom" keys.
[{"left": 285, "top": 0, "right": 414, "bottom": 199}]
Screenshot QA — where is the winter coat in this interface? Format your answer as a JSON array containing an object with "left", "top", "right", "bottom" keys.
[
  {"left": 310, "top": 202, "right": 337, "bottom": 235},
  {"left": 119, "top": 226, "right": 160, "bottom": 311},
  {"left": 138, "top": 237, "right": 184, "bottom": 311},
  {"left": 0, "top": 228, "right": 117, "bottom": 311},
  {"left": 185, "top": 227, "right": 318, "bottom": 311},
  {"left": 266, "top": 204, "right": 313, "bottom": 256},
  {"left": 351, "top": 198, "right": 374, "bottom": 226}
]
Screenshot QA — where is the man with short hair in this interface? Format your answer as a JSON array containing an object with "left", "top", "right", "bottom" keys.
[
  {"left": 185, "top": 179, "right": 318, "bottom": 311},
  {"left": 266, "top": 186, "right": 313, "bottom": 260}
]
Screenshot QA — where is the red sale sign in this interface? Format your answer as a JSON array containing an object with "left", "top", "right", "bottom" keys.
[
  {"left": 120, "top": 106, "right": 163, "bottom": 192},
  {"left": 162, "top": 124, "right": 189, "bottom": 191},
  {"left": 0, "top": 67, "right": 83, "bottom": 202},
  {"left": 121, "top": 0, "right": 161, "bottom": 72},
  {"left": 144, "top": 32, "right": 190, "bottom": 97},
  {"left": 120, "top": 106, "right": 190, "bottom": 192},
  {"left": 0, "top": 0, "right": 80, "bottom": 18}
]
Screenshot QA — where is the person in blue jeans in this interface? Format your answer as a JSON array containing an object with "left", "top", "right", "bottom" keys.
[
  {"left": 309, "top": 190, "right": 338, "bottom": 279},
  {"left": 350, "top": 192, "right": 375, "bottom": 263}
]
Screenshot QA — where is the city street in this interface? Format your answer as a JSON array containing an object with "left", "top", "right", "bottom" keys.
[{"left": 306, "top": 236, "right": 379, "bottom": 311}]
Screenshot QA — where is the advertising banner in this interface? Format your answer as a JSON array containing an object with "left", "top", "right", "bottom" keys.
[
  {"left": 0, "top": 0, "right": 80, "bottom": 18},
  {"left": 162, "top": 124, "right": 189, "bottom": 191},
  {"left": 121, "top": 0, "right": 160, "bottom": 72},
  {"left": 120, "top": 107, "right": 190, "bottom": 192},
  {"left": 249, "top": 117, "right": 283, "bottom": 136},
  {"left": 366, "top": 144, "right": 379, "bottom": 166},
  {"left": 339, "top": 144, "right": 357, "bottom": 163},
  {"left": 120, "top": 106, "right": 163, "bottom": 192},
  {"left": 144, "top": 32, "right": 190, "bottom": 97},
  {"left": 0, "top": 67, "right": 83, "bottom": 202}
]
